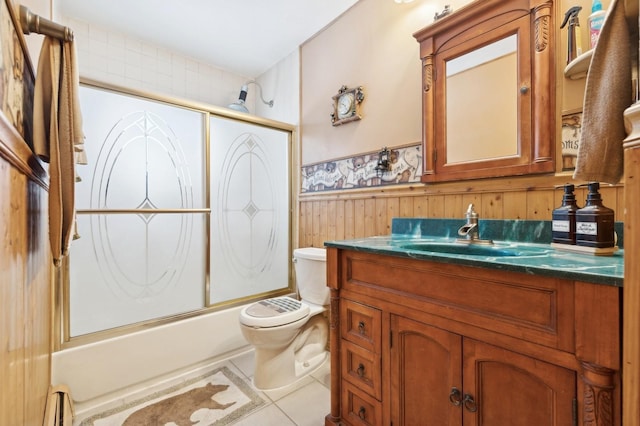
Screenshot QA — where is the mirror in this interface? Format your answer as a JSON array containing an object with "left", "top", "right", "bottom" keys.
[
  {"left": 446, "top": 35, "right": 518, "bottom": 163},
  {"left": 413, "top": 0, "right": 555, "bottom": 183}
]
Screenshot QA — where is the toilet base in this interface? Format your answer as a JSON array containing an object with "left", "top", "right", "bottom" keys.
[
  {"left": 254, "top": 350, "right": 328, "bottom": 391},
  {"left": 252, "top": 315, "right": 328, "bottom": 390},
  {"left": 294, "top": 350, "right": 328, "bottom": 383}
]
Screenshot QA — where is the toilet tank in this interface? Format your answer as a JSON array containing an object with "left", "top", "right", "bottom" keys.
[{"left": 293, "top": 247, "right": 329, "bottom": 306}]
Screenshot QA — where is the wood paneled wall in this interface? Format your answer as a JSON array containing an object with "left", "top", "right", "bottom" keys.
[
  {"left": 623, "top": 101, "right": 640, "bottom": 426},
  {"left": 0, "top": 116, "right": 52, "bottom": 424},
  {"left": 298, "top": 174, "right": 624, "bottom": 248}
]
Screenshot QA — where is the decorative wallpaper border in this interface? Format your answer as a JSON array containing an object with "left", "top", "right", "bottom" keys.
[{"left": 301, "top": 143, "right": 422, "bottom": 193}]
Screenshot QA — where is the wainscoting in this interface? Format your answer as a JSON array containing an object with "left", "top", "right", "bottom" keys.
[
  {"left": 1, "top": 114, "right": 51, "bottom": 424},
  {"left": 298, "top": 174, "right": 625, "bottom": 248}
]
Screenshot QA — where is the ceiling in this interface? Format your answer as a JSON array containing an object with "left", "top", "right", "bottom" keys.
[{"left": 58, "top": 0, "right": 360, "bottom": 78}]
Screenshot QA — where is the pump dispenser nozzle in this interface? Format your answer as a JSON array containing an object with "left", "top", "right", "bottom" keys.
[{"left": 561, "top": 6, "right": 583, "bottom": 64}]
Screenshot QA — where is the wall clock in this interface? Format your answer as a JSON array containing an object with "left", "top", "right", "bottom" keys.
[{"left": 331, "top": 85, "right": 364, "bottom": 126}]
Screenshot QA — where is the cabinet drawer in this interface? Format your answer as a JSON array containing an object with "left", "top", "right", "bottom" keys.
[
  {"left": 342, "top": 251, "right": 574, "bottom": 351},
  {"left": 341, "top": 379, "right": 381, "bottom": 426},
  {"left": 341, "top": 339, "right": 381, "bottom": 400},
  {"left": 341, "top": 299, "right": 381, "bottom": 353}
]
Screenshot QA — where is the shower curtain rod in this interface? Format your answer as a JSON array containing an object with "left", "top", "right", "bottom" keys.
[{"left": 19, "top": 5, "right": 74, "bottom": 42}]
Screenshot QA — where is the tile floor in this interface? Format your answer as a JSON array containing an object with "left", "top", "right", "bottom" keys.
[
  {"left": 73, "top": 349, "right": 331, "bottom": 426},
  {"left": 228, "top": 349, "right": 331, "bottom": 426}
]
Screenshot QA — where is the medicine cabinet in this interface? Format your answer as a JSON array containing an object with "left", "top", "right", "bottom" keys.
[{"left": 413, "top": 0, "right": 556, "bottom": 183}]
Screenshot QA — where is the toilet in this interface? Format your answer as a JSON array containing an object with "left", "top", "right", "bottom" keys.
[{"left": 239, "top": 247, "right": 329, "bottom": 390}]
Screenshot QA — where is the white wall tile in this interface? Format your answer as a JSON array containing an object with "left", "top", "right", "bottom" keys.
[
  {"left": 125, "top": 38, "right": 143, "bottom": 53},
  {"left": 60, "top": 16, "right": 297, "bottom": 119}
]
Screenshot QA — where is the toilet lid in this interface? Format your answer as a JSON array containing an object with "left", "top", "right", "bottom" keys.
[{"left": 240, "top": 296, "right": 310, "bottom": 328}]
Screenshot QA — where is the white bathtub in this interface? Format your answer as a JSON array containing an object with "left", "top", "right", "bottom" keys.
[{"left": 52, "top": 305, "right": 250, "bottom": 412}]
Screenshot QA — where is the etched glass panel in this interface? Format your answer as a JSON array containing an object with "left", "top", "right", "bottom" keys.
[
  {"left": 70, "top": 213, "right": 206, "bottom": 336},
  {"left": 75, "top": 86, "right": 205, "bottom": 209},
  {"left": 209, "top": 116, "right": 290, "bottom": 303},
  {"left": 69, "top": 86, "right": 206, "bottom": 337}
]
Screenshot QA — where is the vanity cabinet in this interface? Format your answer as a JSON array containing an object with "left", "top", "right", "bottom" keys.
[
  {"left": 325, "top": 248, "right": 621, "bottom": 426},
  {"left": 391, "top": 315, "right": 575, "bottom": 425},
  {"left": 339, "top": 298, "right": 382, "bottom": 425}
]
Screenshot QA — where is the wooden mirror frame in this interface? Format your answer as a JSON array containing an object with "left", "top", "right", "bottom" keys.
[{"left": 413, "top": 0, "right": 555, "bottom": 183}]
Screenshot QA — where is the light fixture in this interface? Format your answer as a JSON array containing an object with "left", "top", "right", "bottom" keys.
[
  {"left": 394, "top": 0, "right": 415, "bottom": 3},
  {"left": 375, "top": 147, "right": 391, "bottom": 178},
  {"left": 228, "top": 80, "right": 274, "bottom": 113},
  {"left": 434, "top": 5, "right": 453, "bottom": 20}
]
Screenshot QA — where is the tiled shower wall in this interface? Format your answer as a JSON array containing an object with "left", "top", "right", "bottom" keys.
[{"left": 61, "top": 16, "right": 249, "bottom": 108}]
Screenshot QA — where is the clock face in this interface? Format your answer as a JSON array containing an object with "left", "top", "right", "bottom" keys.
[{"left": 337, "top": 93, "right": 355, "bottom": 118}]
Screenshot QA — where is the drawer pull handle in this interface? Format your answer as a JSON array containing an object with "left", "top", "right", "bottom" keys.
[
  {"left": 463, "top": 393, "right": 478, "bottom": 412},
  {"left": 449, "top": 387, "right": 462, "bottom": 406},
  {"left": 357, "top": 363, "right": 365, "bottom": 377},
  {"left": 358, "top": 406, "right": 366, "bottom": 420},
  {"left": 358, "top": 321, "right": 365, "bottom": 334}
]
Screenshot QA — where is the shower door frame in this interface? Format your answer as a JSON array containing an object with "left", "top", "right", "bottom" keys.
[{"left": 55, "top": 79, "right": 298, "bottom": 349}]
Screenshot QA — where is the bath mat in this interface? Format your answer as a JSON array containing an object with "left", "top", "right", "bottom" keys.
[{"left": 78, "top": 365, "right": 264, "bottom": 426}]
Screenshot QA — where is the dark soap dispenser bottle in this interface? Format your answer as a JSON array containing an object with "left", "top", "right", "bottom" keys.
[
  {"left": 552, "top": 184, "right": 580, "bottom": 245},
  {"left": 575, "top": 182, "right": 615, "bottom": 248}
]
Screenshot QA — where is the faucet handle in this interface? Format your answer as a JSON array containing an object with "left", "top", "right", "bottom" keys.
[{"left": 465, "top": 203, "right": 478, "bottom": 218}]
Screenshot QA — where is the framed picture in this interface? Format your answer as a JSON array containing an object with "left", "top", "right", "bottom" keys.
[
  {"left": 561, "top": 109, "right": 582, "bottom": 171},
  {"left": 1, "top": 0, "right": 35, "bottom": 146},
  {"left": 331, "top": 85, "right": 364, "bottom": 126}
]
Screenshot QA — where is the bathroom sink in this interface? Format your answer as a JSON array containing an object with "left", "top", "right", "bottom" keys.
[{"left": 399, "top": 242, "right": 550, "bottom": 257}]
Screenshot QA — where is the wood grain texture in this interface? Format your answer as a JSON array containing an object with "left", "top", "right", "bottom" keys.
[
  {"left": 1, "top": 116, "right": 51, "bottom": 426},
  {"left": 623, "top": 104, "right": 640, "bottom": 426},
  {"left": 330, "top": 248, "right": 620, "bottom": 425},
  {"left": 300, "top": 176, "right": 625, "bottom": 247}
]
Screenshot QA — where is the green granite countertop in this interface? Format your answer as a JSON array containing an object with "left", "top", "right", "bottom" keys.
[{"left": 324, "top": 218, "right": 624, "bottom": 287}]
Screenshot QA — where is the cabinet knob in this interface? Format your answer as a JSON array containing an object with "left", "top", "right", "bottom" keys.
[
  {"left": 358, "top": 321, "right": 366, "bottom": 334},
  {"left": 357, "top": 363, "right": 365, "bottom": 377},
  {"left": 449, "top": 387, "right": 462, "bottom": 406},
  {"left": 463, "top": 393, "right": 478, "bottom": 412},
  {"left": 358, "top": 406, "right": 366, "bottom": 420}
]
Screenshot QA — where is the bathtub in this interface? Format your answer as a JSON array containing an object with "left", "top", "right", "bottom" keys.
[{"left": 51, "top": 305, "right": 250, "bottom": 413}]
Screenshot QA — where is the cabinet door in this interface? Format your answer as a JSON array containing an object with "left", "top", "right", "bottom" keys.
[
  {"left": 463, "top": 339, "right": 576, "bottom": 426},
  {"left": 391, "top": 315, "right": 463, "bottom": 426}
]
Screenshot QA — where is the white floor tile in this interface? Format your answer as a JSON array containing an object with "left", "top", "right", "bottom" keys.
[
  {"left": 310, "top": 357, "right": 331, "bottom": 389},
  {"left": 231, "top": 403, "right": 296, "bottom": 426},
  {"left": 275, "top": 381, "right": 331, "bottom": 426},
  {"left": 231, "top": 349, "right": 256, "bottom": 379},
  {"left": 262, "top": 375, "right": 316, "bottom": 402}
]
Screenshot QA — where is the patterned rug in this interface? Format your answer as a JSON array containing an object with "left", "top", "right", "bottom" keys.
[{"left": 78, "top": 365, "right": 264, "bottom": 425}]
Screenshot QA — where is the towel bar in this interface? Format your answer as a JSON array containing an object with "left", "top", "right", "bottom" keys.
[{"left": 19, "top": 5, "right": 73, "bottom": 42}]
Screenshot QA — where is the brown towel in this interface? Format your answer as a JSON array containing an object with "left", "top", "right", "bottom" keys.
[
  {"left": 573, "top": 0, "right": 632, "bottom": 184},
  {"left": 33, "top": 37, "right": 85, "bottom": 266}
]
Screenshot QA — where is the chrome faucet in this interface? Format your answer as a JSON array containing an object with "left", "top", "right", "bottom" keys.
[{"left": 457, "top": 204, "right": 492, "bottom": 244}]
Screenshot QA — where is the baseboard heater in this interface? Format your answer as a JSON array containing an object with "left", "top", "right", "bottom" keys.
[{"left": 44, "top": 384, "right": 74, "bottom": 426}]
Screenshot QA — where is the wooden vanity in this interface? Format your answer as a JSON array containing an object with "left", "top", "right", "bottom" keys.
[{"left": 324, "top": 247, "right": 621, "bottom": 426}]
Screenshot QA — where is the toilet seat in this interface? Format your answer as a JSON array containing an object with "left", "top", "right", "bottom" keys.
[{"left": 240, "top": 296, "right": 310, "bottom": 328}]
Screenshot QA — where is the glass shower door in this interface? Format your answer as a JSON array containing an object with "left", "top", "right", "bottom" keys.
[
  {"left": 70, "top": 85, "right": 207, "bottom": 337},
  {"left": 66, "top": 84, "right": 293, "bottom": 340},
  {"left": 209, "top": 116, "right": 291, "bottom": 304}
]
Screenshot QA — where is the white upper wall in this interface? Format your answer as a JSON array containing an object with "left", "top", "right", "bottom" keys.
[
  {"left": 300, "top": 0, "right": 473, "bottom": 165},
  {"left": 22, "top": 0, "right": 299, "bottom": 124},
  {"left": 255, "top": 49, "right": 300, "bottom": 125},
  {"left": 60, "top": 16, "right": 249, "bottom": 109}
]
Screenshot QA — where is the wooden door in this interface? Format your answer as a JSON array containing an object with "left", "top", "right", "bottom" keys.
[
  {"left": 390, "top": 315, "right": 463, "bottom": 425},
  {"left": 462, "top": 339, "right": 576, "bottom": 426}
]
